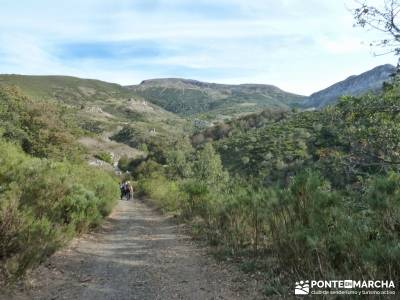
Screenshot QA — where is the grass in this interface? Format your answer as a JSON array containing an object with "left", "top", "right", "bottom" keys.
[{"left": 94, "top": 151, "right": 113, "bottom": 164}]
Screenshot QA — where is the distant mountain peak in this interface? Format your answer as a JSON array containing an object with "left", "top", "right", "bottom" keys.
[{"left": 305, "top": 64, "right": 396, "bottom": 108}]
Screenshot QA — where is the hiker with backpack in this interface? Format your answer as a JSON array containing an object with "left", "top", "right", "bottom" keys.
[
  {"left": 126, "top": 181, "right": 134, "bottom": 200},
  {"left": 120, "top": 181, "right": 134, "bottom": 200},
  {"left": 120, "top": 181, "right": 126, "bottom": 200}
]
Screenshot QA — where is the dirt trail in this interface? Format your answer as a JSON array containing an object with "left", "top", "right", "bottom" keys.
[{"left": 5, "top": 200, "right": 262, "bottom": 300}]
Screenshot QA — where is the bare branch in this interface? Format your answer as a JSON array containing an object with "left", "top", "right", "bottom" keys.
[{"left": 353, "top": 0, "right": 400, "bottom": 69}]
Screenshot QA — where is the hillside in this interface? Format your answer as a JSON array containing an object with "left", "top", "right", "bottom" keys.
[
  {"left": 3, "top": 72, "right": 400, "bottom": 296},
  {"left": 0, "top": 75, "right": 132, "bottom": 103},
  {"left": 0, "top": 75, "right": 189, "bottom": 161},
  {"left": 0, "top": 74, "right": 179, "bottom": 122},
  {"left": 127, "top": 78, "right": 306, "bottom": 120},
  {"left": 0, "top": 86, "right": 119, "bottom": 281},
  {"left": 124, "top": 78, "right": 400, "bottom": 296},
  {"left": 304, "top": 64, "right": 396, "bottom": 108}
]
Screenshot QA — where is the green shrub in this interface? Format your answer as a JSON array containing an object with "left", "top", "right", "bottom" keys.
[
  {"left": 138, "top": 175, "right": 183, "bottom": 212},
  {"left": 134, "top": 80, "right": 400, "bottom": 293},
  {"left": 360, "top": 172, "right": 400, "bottom": 279},
  {"left": 166, "top": 150, "right": 193, "bottom": 179},
  {"left": 0, "top": 140, "right": 119, "bottom": 280},
  {"left": 134, "top": 160, "right": 164, "bottom": 179},
  {"left": 118, "top": 155, "right": 147, "bottom": 174},
  {"left": 95, "top": 151, "right": 113, "bottom": 164},
  {"left": 193, "top": 143, "right": 229, "bottom": 185},
  {"left": 180, "top": 180, "right": 209, "bottom": 219},
  {"left": 266, "top": 171, "right": 347, "bottom": 277},
  {"left": 0, "top": 86, "right": 82, "bottom": 161},
  {"left": 265, "top": 170, "right": 400, "bottom": 281}
]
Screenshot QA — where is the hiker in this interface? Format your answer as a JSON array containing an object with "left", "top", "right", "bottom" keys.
[
  {"left": 126, "top": 181, "right": 134, "bottom": 200},
  {"left": 124, "top": 181, "right": 130, "bottom": 200},
  {"left": 120, "top": 182, "right": 126, "bottom": 200}
]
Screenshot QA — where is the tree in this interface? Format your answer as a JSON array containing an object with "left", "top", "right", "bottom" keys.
[
  {"left": 193, "top": 143, "right": 228, "bottom": 185},
  {"left": 166, "top": 150, "right": 193, "bottom": 179},
  {"left": 353, "top": 0, "right": 400, "bottom": 67}
]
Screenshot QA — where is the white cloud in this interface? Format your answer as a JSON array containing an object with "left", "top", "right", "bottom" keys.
[
  {"left": 317, "top": 36, "right": 366, "bottom": 54},
  {"left": 0, "top": 0, "right": 396, "bottom": 95}
]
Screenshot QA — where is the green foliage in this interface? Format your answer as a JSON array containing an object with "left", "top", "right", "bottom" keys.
[
  {"left": 0, "top": 74, "right": 191, "bottom": 158},
  {"left": 266, "top": 170, "right": 400, "bottom": 281},
  {"left": 118, "top": 155, "right": 148, "bottom": 176},
  {"left": 0, "top": 86, "right": 119, "bottom": 281},
  {"left": 192, "top": 109, "right": 290, "bottom": 146},
  {"left": 134, "top": 86, "right": 215, "bottom": 115},
  {"left": 95, "top": 151, "right": 113, "bottom": 164},
  {"left": 193, "top": 143, "right": 229, "bottom": 185},
  {"left": 138, "top": 143, "right": 149, "bottom": 154},
  {"left": 134, "top": 160, "right": 165, "bottom": 179},
  {"left": 0, "top": 140, "right": 119, "bottom": 280},
  {"left": 0, "top": 87, "right": 82, "bottom": 161},
  {"left": 0, "top": 74, "right": 133, "bottom": 106},
  {"left": 166, "top": 150, "right": 193, "bottom": 179},
  {"left": 180, "top": 180, "right": 210, "bottom": 219},
  {"left": 213, "top": 79, "right": 400, "bottom": 190},
  {"left": 138, "top": 176, "right": 183, "bottom": 212},
  {"left": 132, "top": 81, "right": 305, "bottom": 118},
  {"left": 112, "top": 125, "right": 176, "bottom": 164},
  {"left": 135, "top": 79, "right": 400, "bottom": 294},
  {"left": 267, "top": 171, "right": 346, "bottom": 276},
  {"left": 117, "top": 155, "right": 131, "bottom": 172},
  {"left": 216, "top": 112, "right": 314, "bottom": 184},
  {"left": 79, "top": 119, "right": 106, "bottom": 134}
]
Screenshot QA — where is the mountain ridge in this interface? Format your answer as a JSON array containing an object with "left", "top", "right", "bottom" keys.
[
  {"left": 128, "top": 78, "right": 306, "bottom": 119},
  {"left": 0, "top": 64, "right": 396, "bottom": 120},
  {"left": 135, "top": 77, "right": 302, "bottom": 97},
  {"left": 304, "top": 64, "right": 396, "bottom": 108}
]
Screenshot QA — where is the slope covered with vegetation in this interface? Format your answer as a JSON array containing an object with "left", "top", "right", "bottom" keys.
[
  {"left": 0, "top": 74, "right": 184, "bottom": 123},
  {"left": 2, "top": 68, "right": 399, "bottom": 295},
  {"left": 128, "top": 78, "right": 305, "bottom": 120},
  {"left": 0, "top": 75, "right": 190, "bottom": 163},
  {"left": 0, "top": 87, "right": 119, "bottom": 281},
  {"left": 304, "top": 64, "right": 395, "bottom": 108},
  {"left": 0, "top": 75, "right": 133, "bottom": 105},
  {"left": 130, "top": 77, "right": 400, "bottom": 295}
]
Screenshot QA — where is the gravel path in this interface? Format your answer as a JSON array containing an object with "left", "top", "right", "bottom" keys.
[{"left": 4, "top": 199, "right": 262, "bottom": 300}]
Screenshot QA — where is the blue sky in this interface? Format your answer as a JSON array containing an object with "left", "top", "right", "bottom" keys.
[{"left": 0, "top": 0, "right": 395, "bottom": 95}]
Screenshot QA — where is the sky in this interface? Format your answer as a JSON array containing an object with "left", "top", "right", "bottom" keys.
[{"left": 0, "top": 0, "right": 396, "bottom": 95}]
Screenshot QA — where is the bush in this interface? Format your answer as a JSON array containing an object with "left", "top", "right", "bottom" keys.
[
  {"left": 95, "top": 151, "right": 113, "bottom": 164},
  {"left": 138, "top": 175, "right": 183, "bottom": 212},
  {"left": 0, "top": 140, "right": 119, "bottom": 280},
  {"left": 266, "top": 170, "right": 400, "bottom": 281},
  {"left": 0, "top": 87, "right": 82, "bottom": 161},
  {"left": 180, "top": 180, "right": 209, "bottom": 219},
  {"left": 134, "top": 160, "right": 164, "bottom": 179},
  {"left": 267, "top": 171, "right": 347, "bottom": 277},
  {"left": 193, "top": 143, "right": 229, "bottom": 185},
  {"left": 118, "top": 155, "right": 147, "bottom": 174},
  {"left": 133, "top": 80, "right": 400, "bottom": 295}
]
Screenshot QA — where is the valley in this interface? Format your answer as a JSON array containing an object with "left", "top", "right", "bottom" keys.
[
  {"left": 2, "top": 0, "right": 400, "bottom": 298},
  {"left": 0, "top": 63, "right": 398, "bottom": 298}
]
